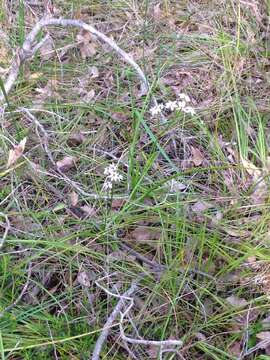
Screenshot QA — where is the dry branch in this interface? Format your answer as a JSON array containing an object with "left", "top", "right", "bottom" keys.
[
  {"left": 91, "top": 281, "right": 138, "bottom": 360},
  {"left": 0, "top": 16, "right": 150, "bottom": 103},
  {"left": 0, "top": 212, "right": 10, "bottom": 250},
  {"left": 93, "top": 279, "right": 183, "bottom": 360},
  {"left": 118, "top": 285, "right": 183, "bottom": 353}
]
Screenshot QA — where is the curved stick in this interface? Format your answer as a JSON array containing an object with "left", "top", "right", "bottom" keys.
[
  {"left": 0, "top": 16, "right": 150, "bottom": 103},
  {"left": 91, "top": 281, "right": 138, "bottom": 360}
]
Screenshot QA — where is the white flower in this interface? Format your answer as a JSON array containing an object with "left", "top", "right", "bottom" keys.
[
  {"left": 150, "top": 103, "right": 164, "bottom": 116},
  {"left": 182, "top": 106, "right": 196, "bottom": 115},
  {"left": 103, "top": 180, "right": 113, "bottom": 191},
  {"left": 178, "top": 93, "right": 191, "bottom": 102},
  {"left": 149, "top": 94, "right": 195, "bottom": 117},
  {"left": 176, "top": 100, "right": 186, "bottom": 110},
  {"left": 104, "top": 163, "right": 117, "bottom": 176},
  {"left": 165, "top": 101, "right": 178, "bottom": 111},
  {"left": 110, "top": 172, "right": 123, "bottom": 182},
  {"left": 103, "top": 163, "right": 123, "bottom": 191}
]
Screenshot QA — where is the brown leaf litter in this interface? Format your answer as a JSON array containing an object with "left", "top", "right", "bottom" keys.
[
  {"left": 241, "top": 157, "right": 268, "bottom": 205},
  {"left": 56, "top": 156, "right": 76, "bottom": 172},
  {"left": 190, "top": 146, "right": 205, "bottom": 167},
  {"left": 67, "top": 131, "right": 86, "bottom": 147},
  {"left": 76, "top": 29, "right": 97, "bottom": 59},
  {"left": 6, "top": 137, "right": 27, "bottom": 168},
  {"left": 128, "top": 226, "right": 161, "bottom": 243}
]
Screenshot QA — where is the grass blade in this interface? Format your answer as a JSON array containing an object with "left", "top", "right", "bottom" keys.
[{"left": 0, "top": 331, "right": 5, "bottom": 360}]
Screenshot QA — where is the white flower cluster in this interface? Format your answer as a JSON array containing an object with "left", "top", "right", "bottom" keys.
[
  {"left": 150, "top": 93, "right": 195, "bottom": 116},
  {"left": 103, "top": 163, "right": 123, "bottom": 191}
]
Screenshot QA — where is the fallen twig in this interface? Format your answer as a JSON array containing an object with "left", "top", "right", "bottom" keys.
[
  {"left": 119, "top": 241, "right": 216, "bottom": 280},
  {"left": 120, "top": 328, "right": 183, "bottom": 348},
  {"left": 0, "top": 16, "right": 150, "bottom": 103},
  {"left": 93, "top": 278, "right": 183, "bottom": 360},
  {"left": 0, "top": 212, "right": 11, "bottom": 250},
  {"left": 119, "top": 291, "right": 183, "bottom": 349},
  {"left": 91, "top": 280, "right": 138, "bottom": 360},
  {"left": 119, "top": 242, "right": 164, "bottom": 270}
]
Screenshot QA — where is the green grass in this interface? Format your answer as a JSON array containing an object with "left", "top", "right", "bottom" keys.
[{"left": 1, "top": 0, "right": 270, "bottom": 359}]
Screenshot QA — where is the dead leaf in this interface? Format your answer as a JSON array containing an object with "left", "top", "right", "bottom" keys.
[
  {"left": 226, "top": 295, "right": 259, "bottom": 328},
  {"left": 56, "top": 156, "right": 76, "bottom": 172},
  {"left": 70, "top": 191, "right": 78, "bottom": 207},
  {"left": 153, "top": 3, "right": 163, "bottom": 21},
  {"left": 29, "top": 72, "right": 43, "bottom": 80},
  {"left": 256, "top": 331, "right": 270, "bottom": 353},
  {"left": 223, "top": 227, "right": 250, "bottom": 238},
  {"left": 195, "top": 332, "right": 207, "bottom": 341},
  {"left": 77, "top": 271, "right": 91, "bottom": 287},
  {"left": 257, "top": 331, "right": 270, "bottom": 342},
  {"left": 129, "top": 226, "right": 161, "bottom": 242},
  {"left": 228, "top": 341, "right": 242, "bottom": 357},
  {"left": 90, "top": 66, "right": 99, "bottom": 78},
  {"left": 83, "top": 89, "right": 95, "bottom": 102},
  {"left": 40, "top": 36, "right": 54, "bottom": 60},
  {"left": 6, "top": 137, "right": 27, "bottom": 168},
  {"left": 69, "top": 206, "right": 86, "bottom": 219},
  {"left": 129, "top": 46, "right": 157, "bottom": 61},
  {"left": 10, "top": 214, "right": 42, "bottom": 233},
  {"left": 170, "top": 179, "right": 187, "bottom": 192},
  {"left": 211, "top": 210, "right": 223, "bottom": 225},
  {"left": 80, "top": 205, "right": 96, "bottom": 218},
  {"left": 251, "top": 181, "right": 268, "bottom": 205},
  {"left": 34, "top": 79, "right": 60, "bottom": 105},
  {"left": 191, "top": 200, "right": 212, "bottom": 213},
  {"left": 226, "top": 295, "right": 247, "bottom": 307},
  {"left": 67, "top": 131, "right": 85, "bottom": 147},
  {"left": 111, "top": 199, "right": 126, "bottom": 209},
  {"left": 241, "top": 157, "right": 268, "bottom": 204},
  {"left": 241, "top": 157, "right": 261, "bottom": 180},
  {"left": 190, "top": 146, "right": 204, "bottom": 166},
  {"left": 110, "top": 111, "right": 129, "bottom": 123},
  {"left": 76, "top": 30, "right": 97, "bottom": 59},
  {"left": 147, "top": 345, "right": 159, "bottom": 359},
  {"left": 106, "top": 250, "right": 135, "bottom": 263}
]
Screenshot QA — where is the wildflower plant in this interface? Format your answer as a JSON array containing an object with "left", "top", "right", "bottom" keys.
[
  {"left": 150, "top": 93, "right": 195, "bottom": 117},
  {"left": 103, "top": 163, "right": 123, "bottom": 191}
]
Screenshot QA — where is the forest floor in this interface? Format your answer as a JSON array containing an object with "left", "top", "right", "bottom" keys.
[{"left": 0, "top": 1, "right": 270, "bottom": 359}]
